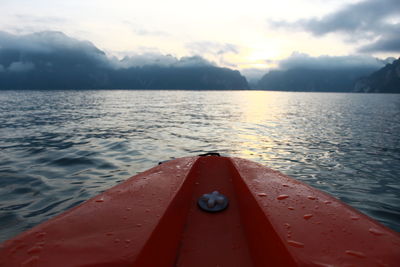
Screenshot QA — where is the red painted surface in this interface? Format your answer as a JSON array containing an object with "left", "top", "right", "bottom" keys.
[
  {"left": 175, "top": 156, "right": 253, "bottom": 267},
  {"left": 230, "top": 157, "right": 400, "bottom": 266},
  {"left": 0, "top": 157, "right": 198, "bottom": 267},
  {"left": 0, "top": 156, "right": 399, "bottom": 266}
]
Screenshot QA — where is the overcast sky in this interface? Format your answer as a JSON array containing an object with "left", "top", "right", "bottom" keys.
[{"left": 0, "top": 0, "right": 399, "bottom": 79}]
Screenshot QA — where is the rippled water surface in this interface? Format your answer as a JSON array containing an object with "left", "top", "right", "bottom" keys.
[{"left": 0, "top": 90, "right": 399, "bottom": 241}]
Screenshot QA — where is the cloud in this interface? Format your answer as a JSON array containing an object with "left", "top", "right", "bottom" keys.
[
  {"left": 243, "top": 52, "right": 390, "bottom": 83},
  {"left": 133, "top": 28, "right": 169, "bottom": 37},
  {"left": 113, "top": 53, "right": 214, "bottom": 69},
  {"left": 1, "top": 14, "right": 70, "bottom": 35},
  {"left": 0, "top": 31, "right": 215, "bottom": 70},
  {"left": 358, "top": 28, "right": 400, "bottom": 53},
  {"left": 276, "top": 52, "right": 388, "bottom": 70},
  {"left": 0, "top": 31, "right": 106, "bottom": 58},
  {"left": 0, "top": 31, "right": 248, "bottom": 89},
  {"left": 114, "top": 53, "right": 179, "bottom": 68},
  {"left": 122, "top": 21, "right": 170, "bottom": 37},
  {"left": 269, "top": 0, "right": 400, "bottom": 53},
  {"left": 186, "top": 41, "right": 239, "bottom": 56},
  {"left": 13, "top": 14, "right": 68, "bottom": 27},
  {"left": 185, "top": 41, "right": 240, "bottom": 69},
  {"left": 174, "top": 56, "right": 214, "bottom": 68},
  {"left": 8, "top": 62, "right": 35, "bottom": 72}
]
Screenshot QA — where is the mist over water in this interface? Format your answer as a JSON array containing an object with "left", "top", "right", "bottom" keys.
[{"left": 0, "top": 90, "right": 399, "bottom": 241}]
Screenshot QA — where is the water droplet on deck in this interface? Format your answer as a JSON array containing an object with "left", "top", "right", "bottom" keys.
[
  {"left": 14, "top": 243, "right": 26, "bottom": 251},
  {"left": 345, "top": 250, "right": 365, "bottom": 258},
  {"left": 311, "top": 261, "right": 334, "bottom": 267},
  {"left": 307, "top": 196, "right": 316, "bottom": 200},
  {"left": 126, "top": 207, "right": 131, "bottom": 211},
  {"left": 95, "top": 199, "right": 104, "bottom": 203},
  {"left": 22, "top": 256, "right": 40, "bottom": 266},
  {"left": 324, "top": 201, "right": 331, "bottom": 204},
  {"left": 288, "top": 207, "right": 295, "bottom": 210},
  {"left": 125, "top": 239, "right": 131, "bottom": 244},
  {"left": 35, "top": 232, "right": 46, "bottom": 239},
  {"left": 136, "top": 224, "right": 142, "bottom": 227},
  {"left": 106, "top": 232, "right": 114, "bottom": 236},
  {"left": 350, "top": 216, "right": 360, "bottom": 220},
  {"left": 27, "top": 246, "right": 43, "bottom": 254},
  {"left": 282, "top": 184, "right": 289, "bottom": 187},
  {"left": 258, "top": 193, "right": 267, "bottom": 197},
  {"left": 287, "top": 240, "right": 304, "bottom": 248},
  {"left": 376, "top": 259, "right": 389, "bottom": 267},
  {"left": 369, "top": 228, "right": 385, "bottom": 236},
  {"left": 304, "top": 214, "right": 313, "bottom": 220},
  {"left": 145, "top": 209, "right": 150, "bottom": 212},
  {"left": 277, "top": 195, "right": 289, "bottom": 200},
  {"left": 114, "top": 239, "right": 120, "bottom": 243}
]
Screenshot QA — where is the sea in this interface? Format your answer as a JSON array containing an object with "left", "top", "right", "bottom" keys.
[{"left": 0, "top": 90, "right": 399, "bottom": 242}]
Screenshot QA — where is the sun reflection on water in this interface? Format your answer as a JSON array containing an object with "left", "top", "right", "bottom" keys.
[{"left": 231, "top": 91, "right": 292, "bottom": 161}]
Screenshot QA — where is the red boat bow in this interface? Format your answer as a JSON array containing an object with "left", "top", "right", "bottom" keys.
[{"left": 1, "top": 156, "right": 399, "bottom": 266}]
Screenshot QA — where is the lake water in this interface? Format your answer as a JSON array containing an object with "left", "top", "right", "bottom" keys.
[{"left": 0, "top": 90, "right": 399, "bottom": 242}]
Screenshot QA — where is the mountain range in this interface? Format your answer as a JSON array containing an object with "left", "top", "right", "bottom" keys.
[
  {"left": 0, "top": 31, "right": 248, "bottom": 90},
  {"left": 0, "top": 31, "right": 398, "bottom": 92},
  {"left": 256, "top": 58, "right": 399, "bottom": 93},
  {"left": 354, "top": 58, "right": 400, "bottom": 93},
  {"left": 255, "top": 67, "right": 377, "bottom": 92}
]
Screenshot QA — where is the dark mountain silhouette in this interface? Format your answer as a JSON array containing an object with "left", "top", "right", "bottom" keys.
[
  {"left": 354, "top": 58, "right": 400, "bottom": 93},
  {"left": 256, "top": 67, "right": 378, "bottom": 92},
  {"left": 0, "top": 31, "right": 249, "bottom": 90}
]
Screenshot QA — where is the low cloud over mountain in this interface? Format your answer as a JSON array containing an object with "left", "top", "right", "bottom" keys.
[
  {"left": 354, "top": 58, "right": 400, "bottom": 93},
  {"left": 276, "top": 52, "right": 390, "bottom": 70},
  {"left": 0, "top": 31, "right": 248, "bottom": 90},
  {"left": 256, "top": 52, "right": 391, "bottom": 92}
]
